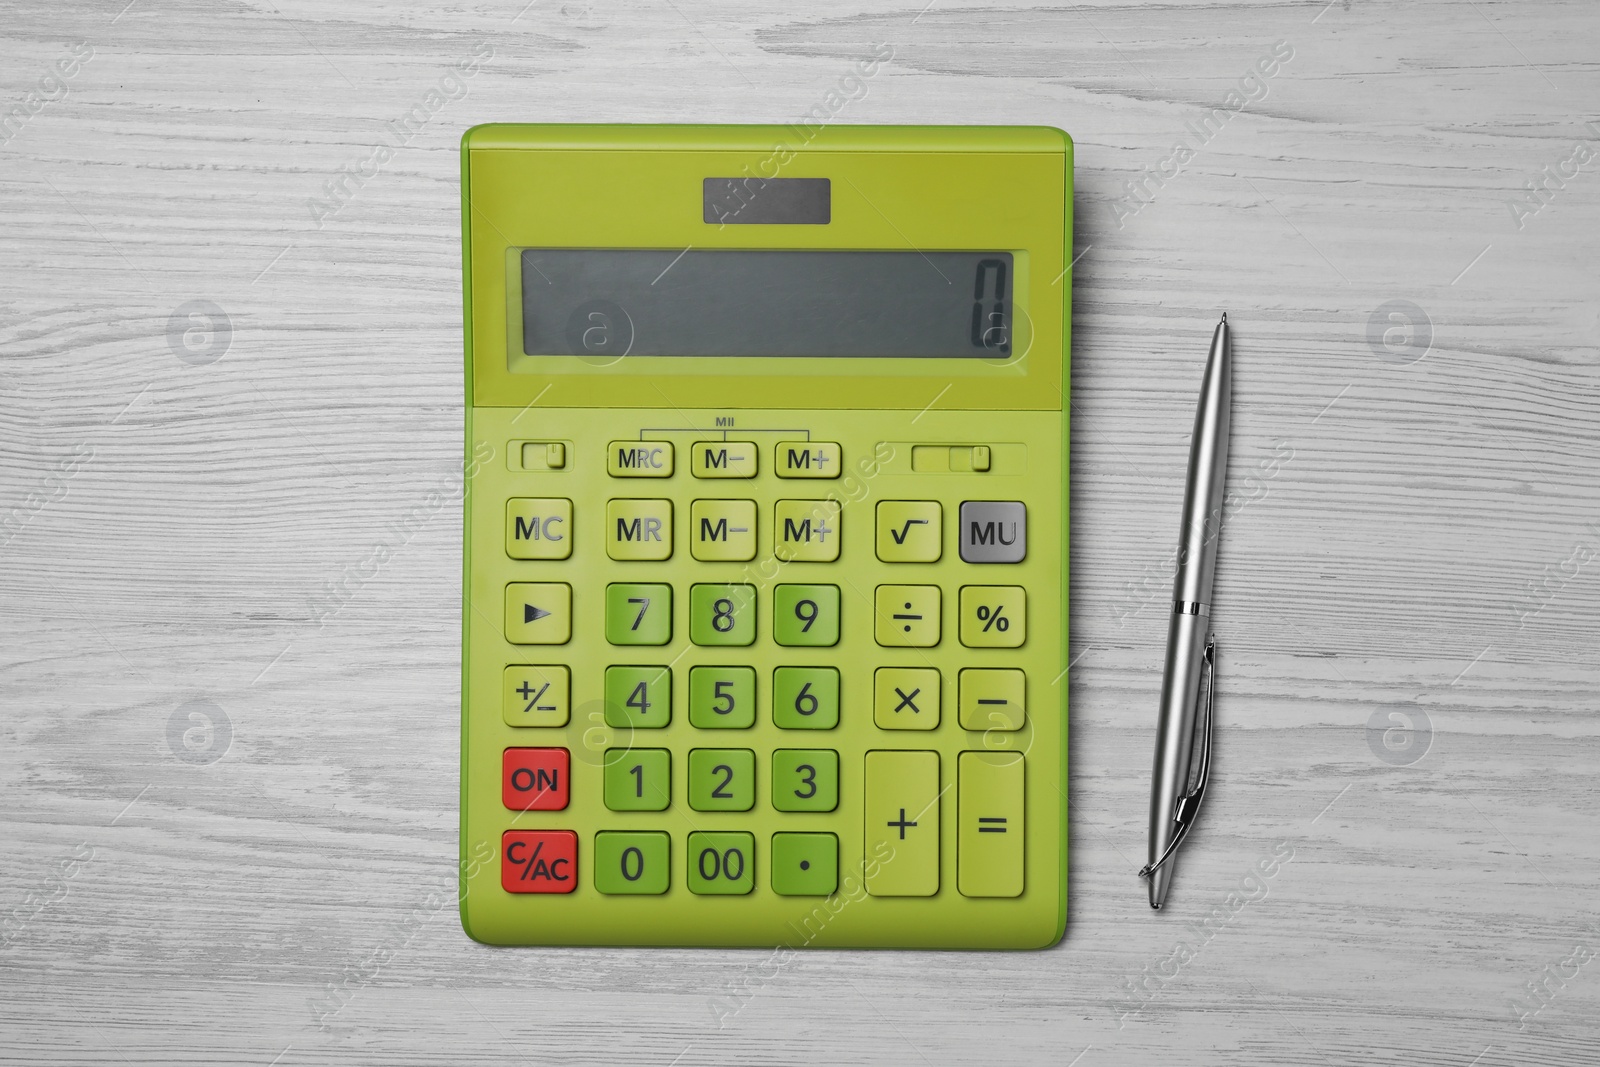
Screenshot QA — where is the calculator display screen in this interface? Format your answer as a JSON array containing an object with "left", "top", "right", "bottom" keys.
[{"left": 520, "top": 249, "right": 1013, "bottom": 359}]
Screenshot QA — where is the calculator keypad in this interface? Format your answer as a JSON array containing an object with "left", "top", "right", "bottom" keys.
[{"left": 473, "top": 420, "right": 1060, "bottom": 924}]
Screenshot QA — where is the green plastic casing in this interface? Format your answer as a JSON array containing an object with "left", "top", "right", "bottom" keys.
[{"left": 460, "top": 124, "right": 1071, "bottom": 948}]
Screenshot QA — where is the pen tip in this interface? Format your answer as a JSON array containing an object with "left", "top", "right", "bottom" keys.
[
  {"left": 1220, "top": 312, "right": 1227, "bottom": 323},
  {"left": 1150, "top": 902, "right": 1162, "bottom": 910}
]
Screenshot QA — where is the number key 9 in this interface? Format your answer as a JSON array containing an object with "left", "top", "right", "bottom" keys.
[{"left": 773, "top": 584, "right": 840, "bottom": 646}]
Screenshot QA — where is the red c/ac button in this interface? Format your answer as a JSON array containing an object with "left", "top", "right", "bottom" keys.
[
  {"left": 501, "top": 830, "right": 577, "bottom": 894},
  {"left": 502, "top": 747, "right": 570, "bottom": 810}
]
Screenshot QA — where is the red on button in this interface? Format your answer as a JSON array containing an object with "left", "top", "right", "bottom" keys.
[
  {"left": 501, "top": 830, "right": 577, "bottom": 894},
  {"left": 502, "top": 747, "right": 570, "bottom": 811}
]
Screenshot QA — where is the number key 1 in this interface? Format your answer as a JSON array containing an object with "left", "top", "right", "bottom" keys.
[{"left": 603, "top": 748, "right": 670, "bottom": 811}]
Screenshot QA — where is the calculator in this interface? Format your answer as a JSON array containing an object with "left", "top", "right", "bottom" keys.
[{"left": 459, "top": 124, "right": 1071, "bottom": 948}]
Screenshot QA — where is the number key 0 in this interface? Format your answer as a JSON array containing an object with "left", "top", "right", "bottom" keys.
[{"left": 594, "top": 831, "right": 670, "bottom": 895}]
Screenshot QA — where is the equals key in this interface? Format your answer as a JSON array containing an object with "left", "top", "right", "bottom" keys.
[{"left": 959, "top": 750, "right": 1024, "bottom": 897}]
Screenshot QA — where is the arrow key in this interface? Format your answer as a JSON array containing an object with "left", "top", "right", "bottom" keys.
[{"left": 505, "top": 582, "right": 572, "bottom": 645}]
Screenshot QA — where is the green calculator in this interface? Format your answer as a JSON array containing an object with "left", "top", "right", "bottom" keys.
[{"left": 459, "top": 124, "right": 1071, "bottom": 948}]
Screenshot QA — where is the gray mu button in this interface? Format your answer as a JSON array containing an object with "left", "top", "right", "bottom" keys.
[{"left": 959, "top": 501, "right": 1026, "bottom": 563}]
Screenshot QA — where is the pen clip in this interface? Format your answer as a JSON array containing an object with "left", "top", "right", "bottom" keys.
[{"left": 1139, "top": 635, "right": 1216, "bottom": 880}]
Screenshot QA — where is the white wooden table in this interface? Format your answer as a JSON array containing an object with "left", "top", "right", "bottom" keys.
[{"left": 3, "top": 2, "right": 1597, "bottom": 1063}]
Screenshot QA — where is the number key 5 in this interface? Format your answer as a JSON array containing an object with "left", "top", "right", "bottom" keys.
[{"left": 689, "top": 666, "right": 755, "bottom": 729}]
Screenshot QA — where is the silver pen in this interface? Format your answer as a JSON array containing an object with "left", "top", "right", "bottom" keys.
[{"left": 1141, "top": 313, "right": 1231, "bottom": 909}]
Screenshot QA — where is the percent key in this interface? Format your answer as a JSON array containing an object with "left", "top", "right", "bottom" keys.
[{"left": 959, "top": 586, "right": 1027, "bottom": 648}]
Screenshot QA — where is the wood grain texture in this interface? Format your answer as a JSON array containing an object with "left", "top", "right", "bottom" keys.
[{"left": 2, "top": 0, "right": 1598, "bottom": 1063}]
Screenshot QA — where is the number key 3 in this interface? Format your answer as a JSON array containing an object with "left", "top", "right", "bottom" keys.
[{"left": 772, "top": 749, "right": 839, "bottom": 812}]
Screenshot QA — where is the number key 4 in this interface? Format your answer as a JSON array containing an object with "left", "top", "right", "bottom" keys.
[{"left": 604, "top": 665, "right": 671, "bottom": 728}]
